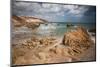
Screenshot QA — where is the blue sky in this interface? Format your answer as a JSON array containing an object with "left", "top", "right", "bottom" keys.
[{"left": 12, "top": 1, "right": 96, "bottom": 23}]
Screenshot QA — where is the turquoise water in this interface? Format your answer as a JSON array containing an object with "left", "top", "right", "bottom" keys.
[{"left": 34, "top": 23, "right": 96, "bottom": 37}]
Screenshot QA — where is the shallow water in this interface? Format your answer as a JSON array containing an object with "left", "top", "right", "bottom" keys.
[
  {"left": 12, "top": 22, "right": 96, "bottom": 39},
  {"left": 33, "top": 23, "right": 96, "bottom": 37}
]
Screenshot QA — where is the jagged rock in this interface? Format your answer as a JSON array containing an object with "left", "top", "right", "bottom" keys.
[
  {"left": 62, "top": 26, "right": 93, "bottom": 50},
  {"left": 40, "top": 37, "right": 56, "bottom": 46}
]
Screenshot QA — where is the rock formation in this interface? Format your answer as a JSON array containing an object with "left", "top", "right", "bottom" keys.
[
  {"left": 62, "top": 26, "right": 93, "bottom": 55},
  {"left": 12, "top": 16, "right": 47, "bottom": 29},
  {"left": 12, "top": 37, "right": 76, "bottom": 65}
]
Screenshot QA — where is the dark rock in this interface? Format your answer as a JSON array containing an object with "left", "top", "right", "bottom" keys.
[{"left": 88, "top": 28, "right": 96, "bottom": 33}]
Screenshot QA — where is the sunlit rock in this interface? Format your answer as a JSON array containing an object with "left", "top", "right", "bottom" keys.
[
  {"left": 62, "top": 26, "right": 93, "bottom": 50},
  {"left": 12, "top": 16, "right": 47, "bottom": 29}
]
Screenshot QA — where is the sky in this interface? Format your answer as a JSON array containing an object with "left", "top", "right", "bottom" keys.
[{"left": 12, "top": 1, "right": 96, "bottom": 23}]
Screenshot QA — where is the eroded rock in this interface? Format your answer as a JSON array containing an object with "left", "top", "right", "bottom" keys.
[
  {"left": 62, "top": 26, "right": 93, "bottom": 50},
  {"left": 12, "top": 16, "right": 47, "bottom": 29}
]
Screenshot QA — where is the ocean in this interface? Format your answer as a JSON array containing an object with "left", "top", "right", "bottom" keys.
[
  {"left": 34, "top": 22, "right": 96, "bottom": 37},
  {"left": 12, "top": 22, "right": 96, "bottom": 39}
]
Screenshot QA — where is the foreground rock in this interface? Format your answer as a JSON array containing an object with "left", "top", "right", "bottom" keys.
[
  {"left": 62, "top": 26, "right": 94, "bottom": 55},
  {"left": 12, "top": 37, "right": 78, "bottom": 65},
  {"left": 12, "top": 16, "right": 47, "bottom": 29}
]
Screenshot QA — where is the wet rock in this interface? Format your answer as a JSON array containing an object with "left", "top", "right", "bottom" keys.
[{"left": 88, "top": 28, "right": 96, "bottom": 33}]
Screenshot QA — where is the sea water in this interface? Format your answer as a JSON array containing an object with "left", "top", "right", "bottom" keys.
[
  {"left": 12, "top": 22, "right": 96, "bottom": 44},
  {"left": 34, "top": 22, "right": 96, "bottom": 37}
]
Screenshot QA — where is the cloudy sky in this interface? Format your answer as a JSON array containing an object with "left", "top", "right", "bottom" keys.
[{"left": 12, "top": 1, "right": 96, "bottom": 23}]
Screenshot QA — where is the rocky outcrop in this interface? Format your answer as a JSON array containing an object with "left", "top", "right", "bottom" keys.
[
  {"left": 12, "top": 16, "right": 47, "bottom": 29},
  {"left": 62, "top": 26, "right": 93, "bottom": 51},
  {"left": 12, "top": 37, "right": 76, "bottom": 65}
]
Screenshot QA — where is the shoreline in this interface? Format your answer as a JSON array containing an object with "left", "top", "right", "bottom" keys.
[{"left": 12, "top": 24, "right": 96, "bottom": 65}]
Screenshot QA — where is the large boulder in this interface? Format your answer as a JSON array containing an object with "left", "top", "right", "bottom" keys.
[{"left": 62, "top": 26, "right": 93, "bottom": 50}]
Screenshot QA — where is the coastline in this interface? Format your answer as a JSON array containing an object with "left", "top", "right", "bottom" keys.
[{"left": 12, "top": 25, "right": 96, "bottom": 65}]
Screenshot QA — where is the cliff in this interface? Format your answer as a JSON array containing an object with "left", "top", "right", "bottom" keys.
[{"left": 12, "top": 16, "right": 47, "bottom": 29}]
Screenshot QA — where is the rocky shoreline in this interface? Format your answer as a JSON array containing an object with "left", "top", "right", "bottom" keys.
[
  {"left": 12, "top": 26, "right": 95, "bottom": 65},
  {"left": 12, "top": 16, "right": 47, "bottom": 29}
]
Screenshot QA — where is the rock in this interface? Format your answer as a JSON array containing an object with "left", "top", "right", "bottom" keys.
[
  {"left": 88, "top": 28, "right": 96, "bottom": 33},
  {"left": 40, "top": 37, "right": 56, "bottom": 46},
  {"left": 13, "top": 36, "right": 82, "bottom": 65},
  {"left": 12, "top": 16, "right": 47, "bottom": 29},
  {"left": 66, "top": 24, "right": 74, "bottom": 28},
  {"left": 62, "top": 26, "right": 93, "bottom": 50},
  {"left": 88, "top": 28, "right": 96, "bottom": 36}
]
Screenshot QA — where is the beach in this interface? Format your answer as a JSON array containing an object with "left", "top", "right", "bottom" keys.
[
  {"left": 11, "top": 1, "right": 96, "bottom": 66},
  {"left": 12, "top": 22, "right": 96, "bottom": 65}
]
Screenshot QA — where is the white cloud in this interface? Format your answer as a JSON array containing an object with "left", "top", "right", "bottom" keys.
[{"left": 12, "top": 1, "right": 89, "bottom": 21}]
